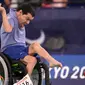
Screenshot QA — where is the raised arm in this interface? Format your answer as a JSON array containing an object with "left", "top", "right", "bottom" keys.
[{"left": 0, "top": 3, "right": 12, "bottom": 32}]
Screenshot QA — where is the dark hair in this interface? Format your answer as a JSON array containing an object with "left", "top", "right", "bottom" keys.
[{"left": 16, "top": 2, "right": 35, "bottom": 17}]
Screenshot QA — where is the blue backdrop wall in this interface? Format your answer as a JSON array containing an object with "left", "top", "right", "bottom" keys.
[{"left": 25, "top": 8, "right": 85, "bottom": 85}]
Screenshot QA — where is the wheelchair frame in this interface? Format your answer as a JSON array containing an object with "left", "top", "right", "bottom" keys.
[{"left": 0, "top": 52, "right": 51, "bottom": 85}]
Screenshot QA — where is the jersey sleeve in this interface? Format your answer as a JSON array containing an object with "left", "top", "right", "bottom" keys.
[{"left": 8, "top": 18, "right": 15, "bottom": 28}]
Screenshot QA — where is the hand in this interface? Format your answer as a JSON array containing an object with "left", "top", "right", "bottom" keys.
[{"left": 0, "top": 3, "right": 6, "bottom": 14}]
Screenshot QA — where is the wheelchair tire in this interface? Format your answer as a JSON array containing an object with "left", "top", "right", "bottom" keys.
[
  {"left": 31, "top": 60, "right": 50, "bottom": 85},
  {"left": 31, "top": 61, "right": 42, "bottom": 85},
  {"left": 0, "top": 52, "right": 50, "bottom": 85},
  {"left": 0, "top": 52, "right": 13, "bottom": 85},
  {"left": 40, "top": 63, "right": 50, "bottom": 85}
]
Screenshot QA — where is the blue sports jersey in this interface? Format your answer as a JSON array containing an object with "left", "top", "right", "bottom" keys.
[{"left": 1, "top": 8, "right": 26, "bottom": 52}]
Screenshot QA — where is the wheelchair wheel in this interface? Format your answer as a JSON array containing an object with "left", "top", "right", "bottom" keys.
[
  {"left": 0, "top": 52, "right": 50, "bottom": 85},
  {"left": 12, "top": 58, "right": 50, "bottom": 85},
  {"left": 0, "top": 53, "right": 12, "bottom": 85},
  {"left": 40, "top": 63, "right": 50, "bottom": 85},
  {"left": 0, "top": 53, "right": 28, "bottom": 85},
  {"left": 31, "top": 58, "right": 50, "bottom": 85},
  {"left": 31, "top": 61, "right": 42, "bottom": 85}
]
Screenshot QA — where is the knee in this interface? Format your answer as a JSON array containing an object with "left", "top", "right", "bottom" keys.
[
  {"left": 29, "top": 42, "right": 42, "bottom": 54},
  {"left": 31, "top": 42, "right": 41, "bottom": 50},
  {"left": 32, "top": 56, "right": 37, "bottom": 61},
  {"left": 31, "top": 56, "right": 37, "bottom": 63},
  {"left": 32, "top": 42, "right": 40, "bottom": 47},
  {"left": 23, "top": 55, "right": 37, "bottom": 64}
]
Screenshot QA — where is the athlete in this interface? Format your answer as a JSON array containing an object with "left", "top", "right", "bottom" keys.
[{"left": 0, "top": 2, "right": 62, "bottom": 76}]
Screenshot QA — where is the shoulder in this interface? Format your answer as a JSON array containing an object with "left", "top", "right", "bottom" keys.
[
  {"left": 7, "top": 9, "right": 16, "bottom": 24},
  {"left": 7, "top": 8, "right": 16, "bottom": 19},
  {"left": 7, "top": 15, "right": 15, "bottom": 24}
]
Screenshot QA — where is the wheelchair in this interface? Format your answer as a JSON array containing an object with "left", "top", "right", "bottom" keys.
[{"left": 0, "top": 52, "right": 51, "bottom": 85}]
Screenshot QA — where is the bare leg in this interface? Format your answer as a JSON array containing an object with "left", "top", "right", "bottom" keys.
[
  {"left": 28, "top": 42, "right": 62, "bottom": 68},
  {"left": 21, "top": 55, "right": 37, "bottom": 76}
]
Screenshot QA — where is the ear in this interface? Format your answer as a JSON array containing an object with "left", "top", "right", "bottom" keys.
[{"left": 19, "top": 10, "right": 23, "bottom": 15}]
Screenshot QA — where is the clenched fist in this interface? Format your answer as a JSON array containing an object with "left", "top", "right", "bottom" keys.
[{"left": 0, "top": 3, "right": 6, "bottom": 15}]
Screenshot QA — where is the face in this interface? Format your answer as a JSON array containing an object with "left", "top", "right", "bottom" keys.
[{"left": 17, "top": 10, "right": 34, "bottom": 26}]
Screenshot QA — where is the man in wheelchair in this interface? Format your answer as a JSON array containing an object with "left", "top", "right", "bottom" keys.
[{"left": 0, "top": 1, "right": 62, "bottom": 78}]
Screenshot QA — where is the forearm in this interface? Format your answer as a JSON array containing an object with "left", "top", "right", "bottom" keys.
[{"left": 2, "top": 10, "right": 12, "bottom": 32}]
